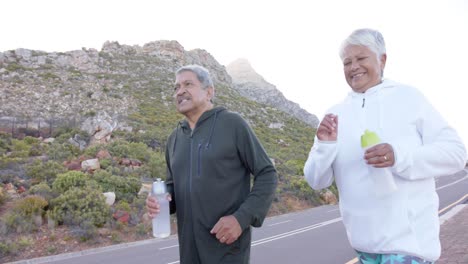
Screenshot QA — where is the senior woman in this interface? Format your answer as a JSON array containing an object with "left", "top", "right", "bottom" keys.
[{"left": 304, "top": 28, "right": 466, "bottom": 263}]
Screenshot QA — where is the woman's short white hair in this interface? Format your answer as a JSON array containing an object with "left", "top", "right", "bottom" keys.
[{"left": 339, "top": 28, "right": 386, "bottom": 60}]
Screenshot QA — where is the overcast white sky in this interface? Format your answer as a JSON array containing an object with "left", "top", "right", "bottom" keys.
[{"left": 2, "top": 0, "right": 468, "bottom": 146}]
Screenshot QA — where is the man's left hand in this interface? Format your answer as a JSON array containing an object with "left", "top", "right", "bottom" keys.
[{"left": 210, "top": 215, "right": 242, "bottom": 245}]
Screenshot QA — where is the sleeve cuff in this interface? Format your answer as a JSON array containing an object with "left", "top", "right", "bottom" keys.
[{"left": 233, "top": 210, "right": 252, "bottom": 230}]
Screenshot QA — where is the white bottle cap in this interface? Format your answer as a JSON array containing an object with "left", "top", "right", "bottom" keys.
[{"left": 152, "top": 178, "right": 167, "bottom": 195}]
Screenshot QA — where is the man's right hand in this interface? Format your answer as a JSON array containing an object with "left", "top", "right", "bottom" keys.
[
  {"left": 146, "top": 194, "right": 171, "bottom": 219},
  {"left": 316, "top": 114, "right": 338, "bottom": 141}
]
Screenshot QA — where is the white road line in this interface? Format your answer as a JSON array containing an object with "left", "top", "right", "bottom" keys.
[
  {"left": 252, "top": 217, "right": 342, "bottom": 246},
  {"left": 327, "top": 208, "right": 339, "bottom": 213},
  {"left": 167, "top": 261, "right": 180, "bottom": 264},
  {"left": 436, "top": 175, "right": 468, "bottom": 191},
  {"left": 268, "top": 220, "right": 292, "bottom": 226},
  {"left": 159, "top": 244, "right": 179, "bottom": 250}
]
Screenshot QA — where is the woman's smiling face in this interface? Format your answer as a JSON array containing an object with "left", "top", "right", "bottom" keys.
[{"left": 342, "top": 45, "right": 386, "bottom": 93}]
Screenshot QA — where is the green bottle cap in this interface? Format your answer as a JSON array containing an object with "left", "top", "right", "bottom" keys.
[{"left": 361, "top": 129, "right": 381, "bottom": 148}]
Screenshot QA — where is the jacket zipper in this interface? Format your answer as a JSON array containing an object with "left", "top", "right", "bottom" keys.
[
  {"left": 189, "top": 137, "right": 193, "bottom": 193},
  {"left": 362, "top": 98, "right": 366, "bottom": 108},
  {"left": 197, "top": 143, "right": 203, "bottom": 178}
]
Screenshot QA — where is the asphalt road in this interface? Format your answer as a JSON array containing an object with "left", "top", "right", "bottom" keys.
[{"left": 12, "top": 169, "right": 468, "bottom": 264}]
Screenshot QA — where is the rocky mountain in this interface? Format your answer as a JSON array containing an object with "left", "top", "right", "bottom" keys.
[
  {"left": 0, "top": 41, "right": 231, "bottom": 130},
  {"left": 0, "top": 41, "right": 318, "bottom": 194},
  {"left": 226, "top": 59, "right": 319, "bottom": 128}
]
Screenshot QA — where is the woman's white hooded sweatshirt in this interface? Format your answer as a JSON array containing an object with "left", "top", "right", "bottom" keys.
[{"left": 304, "top": 79, "right": 466, "bottom": 261}]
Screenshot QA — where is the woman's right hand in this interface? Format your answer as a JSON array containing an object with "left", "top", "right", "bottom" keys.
[{"left": 316, "top": 114, "right": 338, "bottom": 141}]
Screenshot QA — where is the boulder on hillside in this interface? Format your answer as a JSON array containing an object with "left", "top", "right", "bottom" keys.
[
  {"left": 320, "top": 190, "right": 338, "bottom": 205},
  {"left": 63, "top": 160, "right": 82, "bottom": 171},
  {"left": 68, "top": 134, "right": 87, "bottom": 150},
  {"left": 96, "top": 149, "right": 112, "bottom": 160},
  {"left": 81, "top": 111, "right": 117, "bottom": 145},
  {"left": 81, "top": 158, "right": 100, "bottom": 171},
  {"left": 103, "top": 192, "right": 116, "bottom": 206}
]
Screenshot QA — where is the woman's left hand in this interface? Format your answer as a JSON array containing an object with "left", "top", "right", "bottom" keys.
[{"left": 364, "top": 143, "right": 395, "bottom": 168}]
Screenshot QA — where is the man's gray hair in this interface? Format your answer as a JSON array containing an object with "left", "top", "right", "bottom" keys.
[
  {"left": 175, "top": 64, "right": 214, "bottom": 90},
  {"left": 339, "top": 28, "right": 386, "bottom": 60}
]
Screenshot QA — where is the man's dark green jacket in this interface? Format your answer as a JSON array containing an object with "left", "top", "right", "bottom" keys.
[{"left": 165, "top": 106, "right": 278, "bottom": 263}]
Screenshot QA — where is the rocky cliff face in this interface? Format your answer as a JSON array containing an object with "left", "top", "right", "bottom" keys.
[
  {"left": 226, "top": 59, "right": 319, "bottom": 127},
  {"left": 0, "top": 41, "right": 230, "bottom": 121},
  {"left": 0, "top": 41, "right": 317, "bottom": 138},
  {"left": 0, "top": 41, "right": 234, "bottom": 131}
]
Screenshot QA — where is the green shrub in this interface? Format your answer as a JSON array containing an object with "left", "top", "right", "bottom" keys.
[
  {"left": 28, "top": 143, "right": 46, "bottom": 157},
  {"left": 0, "top": 173, "right": 15, "bottom": 184},
  {"left": 50, "top": 187, "right": 110, "bottom": 227},
  {"left": 0, "top": 156, "right": 23, "bottom": 170},
  {"left": 70, "top": 220, "right": 98, "bottom": 242},
  {"left": 131, "top": 196, "right": 147, "bottom": 215},
  {"left": 0, "top": 241, "right": 9, "bottom": 256},
  {"left": 107, "top": 140, "right": 151, "bottom": 162},
  {"left": 28, "top": 182, "right": 56, "bottom": 202},
  {"left": 0, "top": 138, "right": 9, "bottom": 155},
  {"left": 47, "top": 142, "right": 80, "bottom": 161},
  {"left": 283, "top": 159, "right": 306, "bottom": 176},
  {"left": 22, "top": 136, "right": 47, "bottom": 157},
  {"left": 135, "top": 223, "right": 149, "bottom": 237},
  {"left": 13, "top": 195, "right": 48, "bottom": 218},
  {"left": 26, "top": 160, "right": 67, "bottom": 184},
  {"left": 17, "top": 236, "right": 33, "bottom": 248},
  {"left": 93, "top": 170, "right": 140, "bottom": 203},
  {"left": 23, "top": 136, "right": 40, "bottom": 145},
  {"left": 289, "top": 177, "right": 321, "bottom": 205},
  {"left": 52, "top": 128, "right": 89, "bottom": 144},
  {"left": 115, "top": 200, "right": 131, "bottom": 212},
  {"left": 0, "top": 240, "right": 19, "bottom": 257},
  {"left": 0, "top": 212, "right": 35, "bottom": 234},
  {"left": 123, "top": 164, "right": 151, "bottom": 180},
  {"left": 0, "top": 187, "right": 6, "bottom": 206},
  {"left": 83, "top": 144, "right": 105, "bottom": 158},
  {"left": 52, "top": 171, "right": 99, "bottom": 194},
  {"left": 107, "top": 140, "right": 130, "bottom": 158},
  {"left": 99, "top": 158, "right": 113, "bottom": 169},
  {"left": 147, "top": 152, "right": 166, "bottom": 180},
  {"left": 10, "top": 139, "right": 30, "bottom": 158}
]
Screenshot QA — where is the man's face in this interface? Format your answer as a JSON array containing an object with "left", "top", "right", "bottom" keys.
[
  {"left": 342, "top": 45, "right": 386, "bottom": 93},
  {"left": 174, "top": 71, "right": 212, "bottom": 116}
]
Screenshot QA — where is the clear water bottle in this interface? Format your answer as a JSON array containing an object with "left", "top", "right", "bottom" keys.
[{"left": 152, "top": 178, "right": 170, "bottom": 238}]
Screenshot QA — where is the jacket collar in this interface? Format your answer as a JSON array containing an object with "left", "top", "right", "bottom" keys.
[{"left": 180, "top": 106, "right": 226, "bottom": 130}]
